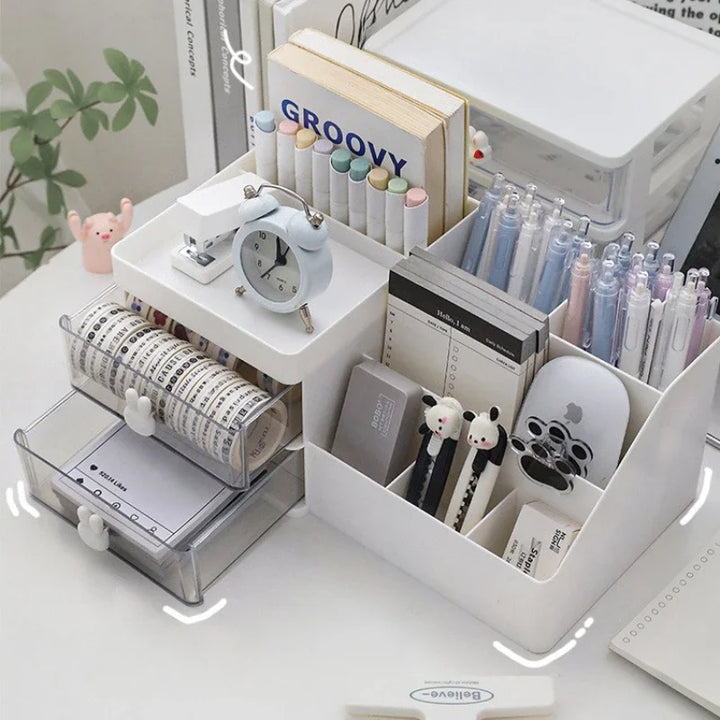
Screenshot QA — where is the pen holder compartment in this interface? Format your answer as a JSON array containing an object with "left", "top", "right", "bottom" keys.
[
  {"left": 306, "top": 313, "right": 720, "bottom": 652},
  {"left": 14, "top": 390, "right": 305, "bottom": 604},
  {"left": 59, "top": 286, "right": 302, "bottom": 490}
]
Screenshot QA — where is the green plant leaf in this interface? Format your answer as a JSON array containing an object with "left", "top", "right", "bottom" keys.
[
  {"left": 93, "top": 108, "right": 109, "bottom": 130},
  {"left": 66, "top": 69, "right": 84, "bottom": 104},
  {"left": 46, "top": 180, "right": 64, "bottom": 214},
  {"left": 98, "top": 81, "right": 126, "bottom": 103},
  {"left": 0, "top": 109, "right": 25, "bottom": 131},
  {"left": 4, "top": 225, "right": 19, "bottom": 251},
  {"left": 136, "top": 92, "right": 158, "bottom": 125},
  {"left": 112, "top": 97, "right": 136, "bottom": 131},
  {"left": 30, "top": 110, "right": 62, "bottom": 141},
  {"left": 136, "top": 76, "right": 157, "bottom": 95},
  {"left": 26, "top": 81, "right": 53, "bottom": 113},
  {"left": 44, "top": 69, "right": 72, "bottom": 95},
  {"left": 38, "top": 142, "right": 60, "bottom": 172},
  {"left": 0, "top": 235, "right": 5, "bottom": 256},
  {"left": 83, "top": 81, "right": 103, "bottom": 105},
  {"left": 10, "top": 127, "right": 34, "bottom": 163},
  {"left": 128, "top": 59, "right": 146, "bottom": 85},
  {"left": 16, "top": 156, "right": 45, "bottom": 180},
  {"left": 53, "top": 169, "right": 86, "bottom": 187},
  {"left": 80, "top": 110, "right": 99, "bottom": 140},
  {"left": 104, "top": 48, "right": 132, "bottom": 84},
  {"left": 23, "top": 250, "right": 43, "bottom": 270},
  {"left": 50, "top": 98, "right": 76, "bottom": 119},
  {"left": 40, "top": 225, "right": 59, "bottom": 248}
]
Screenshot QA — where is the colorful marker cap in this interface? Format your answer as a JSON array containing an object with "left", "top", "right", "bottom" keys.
[
  {"left": 296, "top": 128, "right": 317, "bottom": 149},
  {"left": 388, "top": 177, "right": 409, "bottom": 194},
  {"left": 255, "top": 110, "right": 276, "bottom": 133},
  {"left": 313, "top": 138, "right": 334, "bottom": 155},
  {"left": 405, "top": 187, "right": 427, "bottom": 207},
  {"left": 368, "top": 167, "right": 389, "bottom": 191},
  {"left": 349, "top": 157, "right": 371, "bottom": 181},
  {"left": 278, "top": 119, "right": 300, "bottom": 135},
  {"left": 330, "top": 148, "right": 352, "bottom": 173}
]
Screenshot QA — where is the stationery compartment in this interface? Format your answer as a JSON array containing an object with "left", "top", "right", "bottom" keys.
[
  {"left": 60, "top": 285, "right": 302, "bottom": 490},
  {"left": 14, "top": 390, "right": 304, "bottom": 605},
  {"left": 307, "top": 315, "right": 720, "bottom": 652}
]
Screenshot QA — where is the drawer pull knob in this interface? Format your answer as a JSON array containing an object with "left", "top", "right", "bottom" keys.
[
  {"left": 123, "top": 388, "right": 155, "bottom": 437},
  {"left": 77, "top": 506, "right": 109, "bottom": 552}
]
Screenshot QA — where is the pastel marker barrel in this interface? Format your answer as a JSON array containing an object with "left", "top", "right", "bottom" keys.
[
  {"left": 312, "top": 139, "right": 334, "bottom": 214},
  {"left": 330, "top": 148, "right": 352, "bottom": 223},
  {"left": 253, "top": 110, "right": 277, "bottom": 183},
  {"left": 403, "top": 188, "right": 429, "bottom": 255},
  {"left": 366, "top": 167, "right": 389, "bottom": 243},
  {"left": 348, "top": 157, "right": 371, "bottom": 234},
  {"left": 294, "top": 128, "right": 317, "bottom": 202},
  {"left": 385, "top": 177, "right": 408, "bottom": 253},
  {"left": 277, "top": 120, "right": 300, "bottom": 191}
]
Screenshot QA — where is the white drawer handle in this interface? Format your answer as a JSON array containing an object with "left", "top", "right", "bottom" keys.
[
  {"left": 123, "top": 388, "right": 156, "bottom": 436},
  {"left": 77, "top": 506, "right": 109, "bottom": 552}
]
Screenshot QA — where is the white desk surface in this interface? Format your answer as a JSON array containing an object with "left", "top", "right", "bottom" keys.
[{"left": 1, "top": 243, "right": 719, "bottom": 719}]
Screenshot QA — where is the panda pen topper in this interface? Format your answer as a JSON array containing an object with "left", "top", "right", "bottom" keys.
[
  {"left": 444, "top": 405, "right": 508, "bottom": 534},
  {"left": 405, "top": 395, "right": 463, "bottom": 517},
  {"left": 233, "top": 183, "right": 333, "bottom": 333}
]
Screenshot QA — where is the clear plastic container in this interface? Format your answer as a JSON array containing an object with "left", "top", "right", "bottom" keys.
[
  {"left": 468, "top": 105, "right": 629, "bottom": 227},
  {"left": 14, "top": 391, "right": 304, "bottom": 605},
  {"left": 60, "top": 286, "right": 302, "bottom": 489}
]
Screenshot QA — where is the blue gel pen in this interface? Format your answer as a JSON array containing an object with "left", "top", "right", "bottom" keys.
[
  {"left": 488, "top": 194, "right": 522, "bottom": 291},
  {"left": 615, "top": 232, "right": 634, "bottom": 282},
  {"left": 461, "top": 172, "right": 504, "bottom": 274},
  {"left": 532, "top": 219, "right": 574, "bottom": 313},
  {"left": 591, "top": 259, "right": 619, "bottom": 363},
  {"left": 557, "top": 216, "right": 591, "bottom": 304}
]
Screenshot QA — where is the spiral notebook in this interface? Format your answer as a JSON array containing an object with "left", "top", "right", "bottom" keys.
[{"left": 610, "top": 529, "right": 720, "bottom": 715}]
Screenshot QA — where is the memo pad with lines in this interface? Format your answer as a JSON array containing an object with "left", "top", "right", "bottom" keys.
[{"left": 610, "top": 530, "right": 720, "bottom": 715}]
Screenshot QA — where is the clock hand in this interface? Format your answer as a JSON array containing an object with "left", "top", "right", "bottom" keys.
[{"left": 260, "top": 261, "right": 280, "bottom": 280}]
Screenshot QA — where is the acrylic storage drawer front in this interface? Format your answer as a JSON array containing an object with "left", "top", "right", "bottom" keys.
[
  {"left": 14, "top": 391, "right": 304, "bottom": 605},
  {"left": 60, "top": 286, "right": 302, "bottom": 490}
]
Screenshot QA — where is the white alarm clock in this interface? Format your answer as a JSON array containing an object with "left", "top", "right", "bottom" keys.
[{"left": 233, "top": 184, "right": 333, "bottom": 333}]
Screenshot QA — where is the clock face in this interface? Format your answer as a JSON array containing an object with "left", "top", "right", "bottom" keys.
[{"left": 240, "top": 229, "right": 301, "bottom": 303}]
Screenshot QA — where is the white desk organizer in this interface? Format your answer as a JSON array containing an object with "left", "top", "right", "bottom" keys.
[
  {"left": 304, "top": 198, "right": 720, "bottom": 653},
  {"left": 14, "top": 151, "right": 720, "bottom": 642}
]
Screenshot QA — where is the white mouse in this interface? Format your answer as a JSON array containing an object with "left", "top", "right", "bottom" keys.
[{"left": 510, "top": 357, "right": 630, "bottom": 490}]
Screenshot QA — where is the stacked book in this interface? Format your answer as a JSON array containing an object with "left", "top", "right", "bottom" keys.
[
  {"left": 267, "top": 29, "right": 468, "bottom": 242},
  {"left": 384, "top": 249, "right": 549, "bottom": 426}
]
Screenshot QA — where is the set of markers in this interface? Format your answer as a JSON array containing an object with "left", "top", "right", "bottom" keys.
[
  {"left": 253, "top": 110, "right": 430, "bottom": 254},
  {"left": 460, "top": 173, "right": 586, "bottom": 311},
  {"left": 561, "top": 242, "right": 718, "bottom": 390}
]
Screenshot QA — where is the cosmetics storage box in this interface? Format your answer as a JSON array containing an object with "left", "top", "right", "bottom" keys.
[
  {"left": 365, "top": 0, "right": 720, "bottom": 242},
  {"left": 15, "top": 150, "right": 720, "bottom": 650}
]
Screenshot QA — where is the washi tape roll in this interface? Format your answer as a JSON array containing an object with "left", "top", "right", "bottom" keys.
[{"left": 73, "top": 301, "right": 288, "bottom": 473}]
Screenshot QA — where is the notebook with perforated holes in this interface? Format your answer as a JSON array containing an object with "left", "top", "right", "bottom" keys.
[{"left": 610, "top": 529, "right": 720, "bottom": 715}]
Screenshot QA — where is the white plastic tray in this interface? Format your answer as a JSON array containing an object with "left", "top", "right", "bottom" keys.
[{"left": 112, "top": 169, "right": 393, "bottom": 384}]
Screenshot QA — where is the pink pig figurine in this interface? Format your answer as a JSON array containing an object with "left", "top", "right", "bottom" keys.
[{"left": 67, "top": 197, "right": 133, "bottom": 274}]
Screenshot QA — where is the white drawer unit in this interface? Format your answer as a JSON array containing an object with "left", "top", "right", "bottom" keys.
[{"left": 15, "top": 151, "right": 720, "bottom": 651}]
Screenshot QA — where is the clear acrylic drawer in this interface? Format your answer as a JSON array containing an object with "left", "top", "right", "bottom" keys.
[
  {"left": 59, "top": 286, "right": 302, "bottom": 490},
  {"left": 14, "top": 391, "right": 304, "bottom": 605}
]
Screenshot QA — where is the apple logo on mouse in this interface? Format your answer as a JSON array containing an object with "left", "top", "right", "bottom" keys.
[{"left": 564, "top": 403, "right": 583, "bottom": 424}]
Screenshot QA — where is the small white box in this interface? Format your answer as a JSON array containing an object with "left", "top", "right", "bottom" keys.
[{"left": 504, "top": 501, "right": 580, "bottom": 581}]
